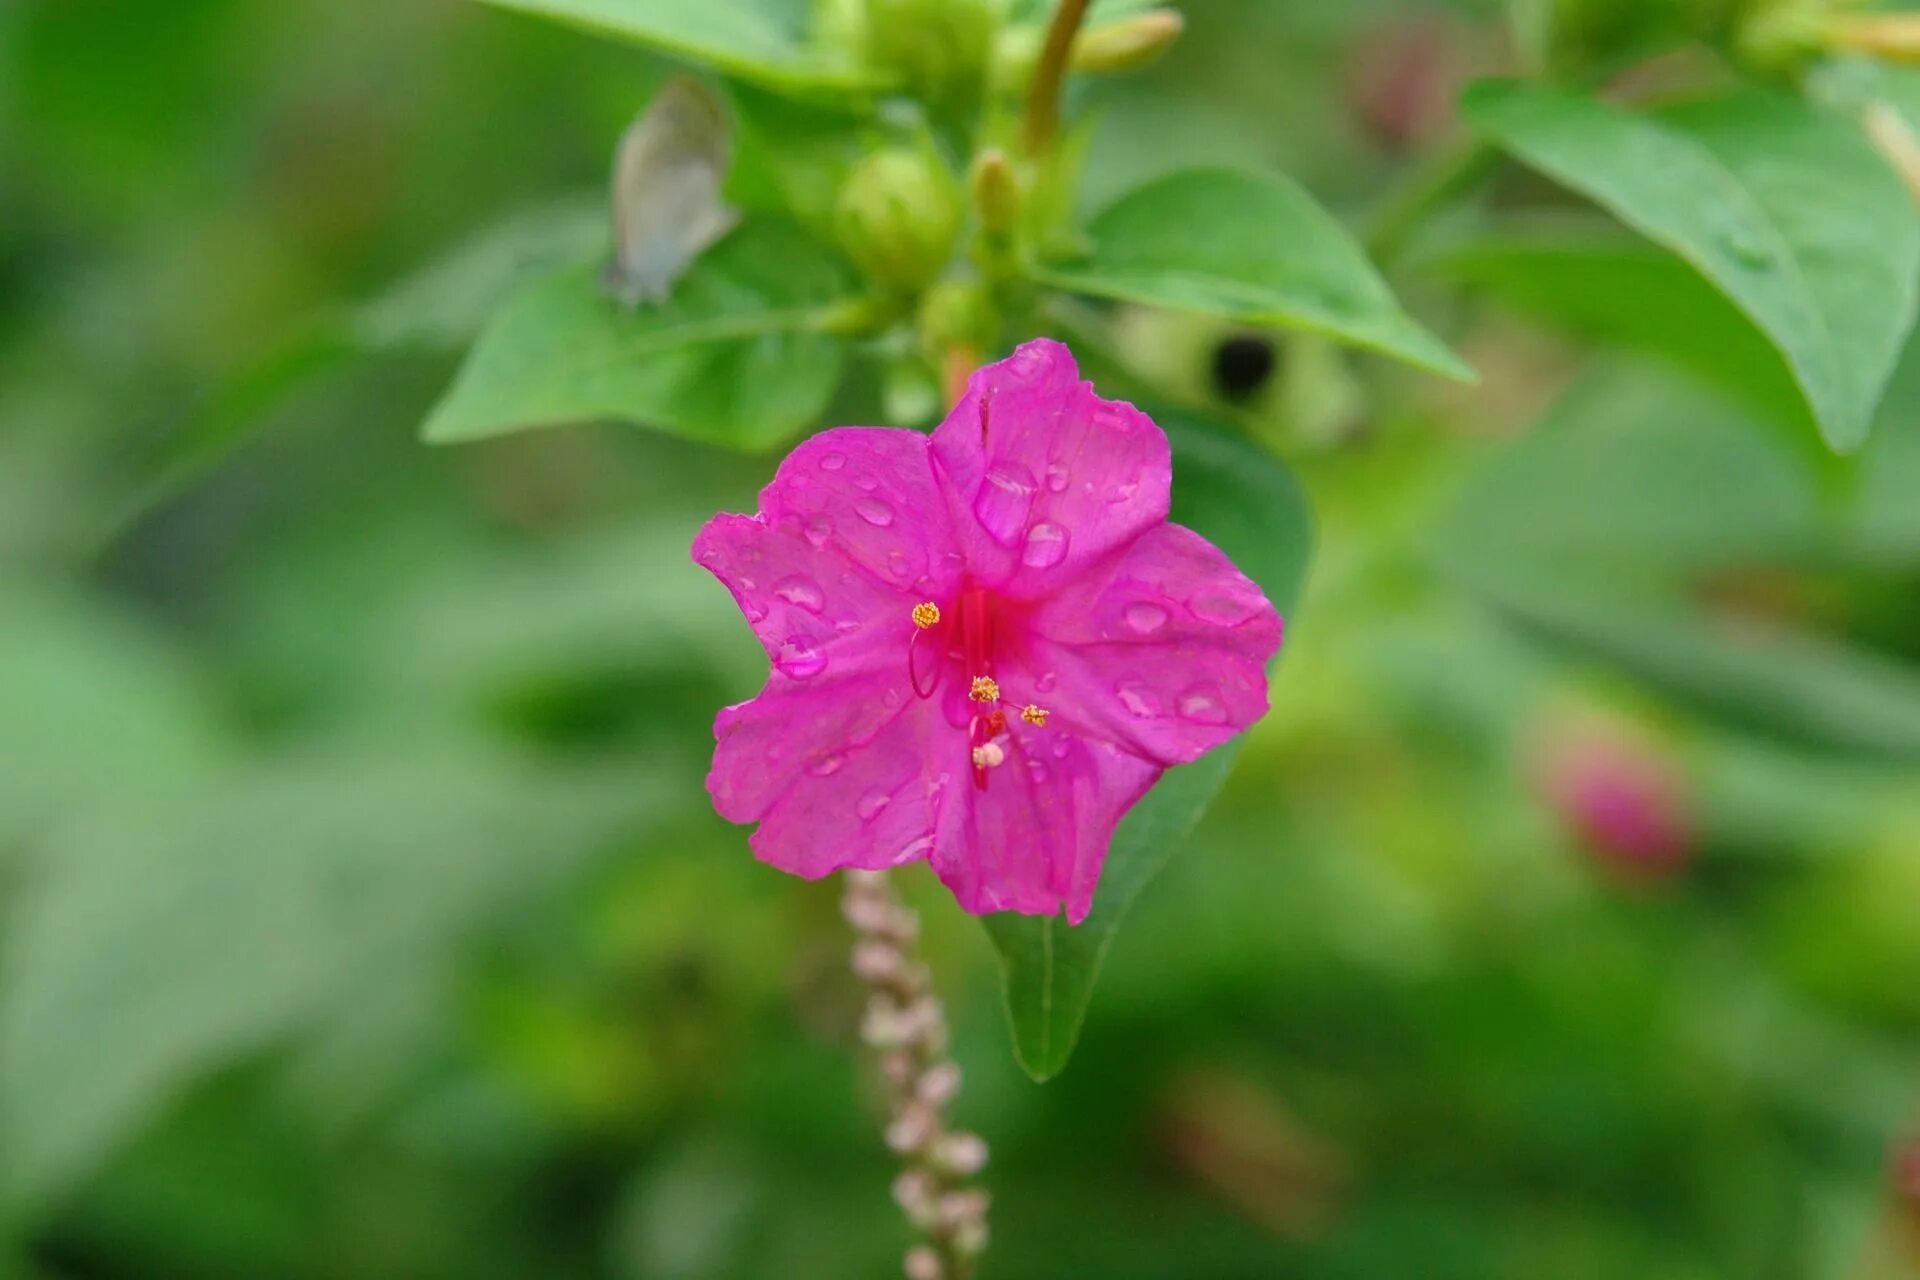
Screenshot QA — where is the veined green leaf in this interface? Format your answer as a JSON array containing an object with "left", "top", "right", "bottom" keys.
[
  {"left": 1463, "top": 81, "right": 1920, "bottom": 452},
  {"left": 461, "top": 0, "right": 885, "bottom": 91},
  {"left": 1423, "top": 226, "right": 1818, "bottom": 442},
  {"left": 1037, "top": 168, "right": 1474, "bottom": 382},
  {"left": 421, "top": 221, "right": 861, "bottom": 451},
  {"left": 982, "top": 411, "right": 1313, "bottom": 1081}
]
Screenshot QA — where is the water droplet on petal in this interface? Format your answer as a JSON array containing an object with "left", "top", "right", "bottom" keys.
[
  {"left": 858, "top": 788, "right": 891, "bottom": 821},
  {"left": 974, "top": 461, "right": 1038, "bottom": 546},
  {"left": 1051, "top": 738, "right": 1070, "bottom": 759},
  {"left": 854, "top": 473, "right": 881, "bottom": 493},
  {"left": 1027, "top": 760, "right": 1049, "bottom": 784},
  {"left": 820, "top": 451, "right": 846, "bottom": 471},
  {"left": 1116, "top": 680, "right": 1160, "bottom": 718},
  {"left": 1176, "top": 682, "right": 1228, "bottom": 724},
  {"left": 1035, "top": 671, "right": 1058, "bottom": 693},
  {"left": 885, "top": 549, "right": 911, "bottom": 581},
  {"left": 855, "top": 497, "right": 895, "bottom": 527},
  {"left": 804, "top": 517, "right": 833, "bottom": 548},
  {"left": 1045, "top": 463, "right": 1070, "bottom": 493},
  {"left": 1021, "top": 521, "right": 1070, "bottom": 569},
  {"left": 1123, "top": 601, "right": 1168, "bottom": 635},
  {"left": 896, "top": 834, "right": 935, "bottom": 863},
  {"left": 808, "top": 753, "right": 844, "bottom": 776},
  {"left": 1107, "top": 478, "right": 1140, "bottom": 505},
  {"left": 773, "top": 574, "right": 824, "bottom": 614},
  {"left": 1189, "top": 588, "right": 1261, "bottom": 626},
  {"left": 777, "top": 640, "right": 827, "bottom": 680}
]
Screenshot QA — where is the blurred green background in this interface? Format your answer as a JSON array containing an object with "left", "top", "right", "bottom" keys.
[{"left": 4, "top": 1, "right": 1920, "bottom": 1277}]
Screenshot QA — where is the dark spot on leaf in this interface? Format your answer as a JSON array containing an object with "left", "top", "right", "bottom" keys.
[{"left": 1211, "top": 334, "right": 1277, "bottom": 404}]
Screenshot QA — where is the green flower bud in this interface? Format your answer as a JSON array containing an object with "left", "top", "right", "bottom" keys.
[
  {"left": 835, "top": 147, "right": 962, "bottom": 291},
  {"left": 1071, "top": 7, "right": 1185, "bottom": 75},
  {"left": 864, "top": 0, "right": 996, "bottom": 106},
  {"left": 969, "top": 148, "right": 1020, "bottom": 236}
]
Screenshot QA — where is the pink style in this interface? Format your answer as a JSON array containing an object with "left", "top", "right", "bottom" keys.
[{"left": 693, "top": 339, "right": 1283, "bottom": 923}]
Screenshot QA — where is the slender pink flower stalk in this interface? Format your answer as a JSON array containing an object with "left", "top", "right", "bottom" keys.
[
  {"left": 694, "top": 340, "right": 1283, "bottom": 921},
  {"left": 843, "top": 870, "right": 989, "bottom": 1280}
]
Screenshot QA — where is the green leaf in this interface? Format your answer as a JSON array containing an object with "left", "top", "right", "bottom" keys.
[
  {"left": 1453, "top": 569, "right": 1920, "bottom": 762},
  {"left": 0, "top": 747, "right": 654, "bottom": 1215},
  {"left": 1435, "top": 362, "right": 1920, "bottom": 761},
  {"left": 1463, "top": 81, "right": 1920, "bottom": 452},
  {"left": 421, "top": 221, "right": 860, "bottom": 450},
  {"left": 462, "top": 0, "right": 883, "bottom": 91},
  {"left": 1035, "top": 168, "right": 1474, "bottom": 381},
  {"left": 1423, "top": 226, "right": 1818, "bottom": 442},
  {"left": 355, "top": 197, "right": 606, "bottom": 351},
  {"left": 982, "top": 412, "right": 1313, "bottom": 1081}
]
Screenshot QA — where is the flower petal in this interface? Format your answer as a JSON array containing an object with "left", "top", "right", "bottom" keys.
[
  {"left": 929, "top": 339, "right": 1171, "bottom": 599},
  {"left": 737, "top": 689, "right": 953, "bottom": 878},
  {"left": 930, "top": 722, "right": 1161, "bottom": 925},
  {"left": 1023, "top": 522, "right": 1283, "bottom": 766},
  {"left": 757, "top": 426, "right": 963, "bottom": 600}
]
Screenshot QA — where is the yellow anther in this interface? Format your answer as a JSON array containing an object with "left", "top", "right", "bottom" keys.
[
  {"left": 1020, "top": 704, "right": 1049, "bottom": 727},
  {"left": 969, "top": 675, "right": 1000, "bottom": 703},
  {"left": 912, "top": 601, "right": 941, "bottom": 629}
]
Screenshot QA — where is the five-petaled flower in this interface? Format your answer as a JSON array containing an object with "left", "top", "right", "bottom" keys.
[{"left": 692, "top": 339, "right": 1283, "bottom": 923}]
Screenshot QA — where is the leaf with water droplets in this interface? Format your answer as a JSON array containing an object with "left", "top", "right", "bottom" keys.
[
  {"left": 981, "top": 411, "right": 1313, "bottom": 1082},
  {"left": 1034, "top": 167, "right": 1472, "bottom": 381},
  {"left": 1463, "top": 81, "right": 1920, "bottom": 453}
]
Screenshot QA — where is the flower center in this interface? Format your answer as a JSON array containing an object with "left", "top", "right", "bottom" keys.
[{"left": 906, "top": 586, "right": 1048, "bottom": 792}]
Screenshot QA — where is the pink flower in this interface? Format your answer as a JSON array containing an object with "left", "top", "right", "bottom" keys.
[{"left": 692, "top": 340, "right": 1283, "bottom": 922}]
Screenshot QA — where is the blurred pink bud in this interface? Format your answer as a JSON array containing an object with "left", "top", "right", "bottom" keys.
[
  {"left": 1535, "top": 721, "right": 1694, "bottom": 879},
  {"left": 904, "top": 1245, "right": 944, "bottom": 1280},
  {"left": 1345, "top": 15, "right": 1468, "bottom": 152},
  {"left": 886, "top": 1103, "right": 937, "bottom": 1154},
  {"left": 917, "top": 1061, "right": 963, "bottom": 1107},
  {"left": 853, "top": 940, "right": 903, "bottom": 983},
  {"left": 936, "top": 1131, "right": 990, "bottom": 1176},
  {"left": 892, "top": 1169, "right": 939, "bottom": 1224}
]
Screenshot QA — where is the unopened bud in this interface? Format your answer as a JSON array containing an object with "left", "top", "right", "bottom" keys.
[
  {"left": 934, "top": 1131, "right": 989, "bottom": 1176},
  {"left": 918, "top": 280, "right": 996, "bottom": 362},
  {"left": 885, "top": 1102, "right": 937, "bottom": 1154},
  {"left": 952, "top": 1216, "right": 989, "bottom": 1257},
  {"left": 862, "top": 1000, "right": 911, "bottom": 1049},
  {"left": 1072, "top": 7, "right": 1185, "bottom": 74},
  {"left": 852, "top": 939, "right": 903, "bottom": 984},
  {"left": 892, "top": 1169, "right": 939, "bottom": 1224},
  {"left": 916, "top": 1060, "right": 963, "bottom": 1107},
  {"left": 837, "top": 147, "right": 962, "bottom": 292},
  {"left": 970, "top": 148, "right": 1020, "bottom": 235},
  {"left": 903, "top": 1245, "right": 944, "bottom": 1280},
  {"left": 935, "top": 1188, "right": 990, "bottom": 1233}
]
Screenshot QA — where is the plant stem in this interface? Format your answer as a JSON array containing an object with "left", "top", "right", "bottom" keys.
[
  {"left": 843, "top": 871, "right": 990, "bottom": 1280},
  {"left": 1023, "top": 0, "right": 1092, "bottom": 155},
  {"left": 1363, "top": 137, "right": 1496, "bottom": 269}
]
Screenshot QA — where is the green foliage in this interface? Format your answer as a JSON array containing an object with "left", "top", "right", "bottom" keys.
[
  {"left": 1039, "top": 168, "right": 1474, "bottom": 381},
  {"left": 462, "top": 0, "right": 884, "bottom": 90},
  {"left": 985, "top": 411, "right": 1314, "bottom": 1080},
  {"left": 421, "top": 223, "right": 860, "bottom": 448},
  {"left": 9, "top": 0, "right": 1920, "bottom": 1275},
  {"left": 1464, "top": 81, "right": 1920, "bottom": 452}
]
